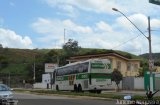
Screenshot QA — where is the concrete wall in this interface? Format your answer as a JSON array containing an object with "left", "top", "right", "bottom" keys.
[
  {"left": 122, "top": 77, "right": 144, "bottom": 90},
  {"left": 42, "top": 74, "right": 51, "bottom": 84},
  {"left": 155, "top": 73, "right": 160, "bottom": 90},
  {"left": 134, "top": 77, "right": 144, "bottom": 90},
  {"left": 33, "top": 83, "right": 51, "bottom": 89},
  {"left": 122, "top": 77, "right": 134, "bottom": 90}
]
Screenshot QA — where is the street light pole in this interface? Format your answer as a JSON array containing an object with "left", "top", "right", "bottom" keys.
[
  {"left": 148, "top": 16, "right": 153, "bottom": 92},
  {"left": 112, "top": 8, "right": 154, "bottom": 92},
  {"left": 33, "top": 61, "right": 35, "bottom": 83},
  {"left": 33, "top": 55, "right": 36, "bottom": 84}
]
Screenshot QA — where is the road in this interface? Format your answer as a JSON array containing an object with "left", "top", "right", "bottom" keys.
[{"left": 14, "top": 92, "right": 116, "bottom": 105}]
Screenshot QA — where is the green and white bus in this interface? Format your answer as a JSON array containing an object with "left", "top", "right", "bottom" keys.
[{"left": 53, "top": 59, "right": 112, "bottom": 93}]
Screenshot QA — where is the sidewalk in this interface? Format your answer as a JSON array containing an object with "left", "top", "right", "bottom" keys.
[{"left": 102, "top": 90, "right": 160, "bottom": 96}]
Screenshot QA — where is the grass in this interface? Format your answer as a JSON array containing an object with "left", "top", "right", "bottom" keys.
[
  {"left": 14, "top": 89, "right": 124, "bottom": 99},
  {"left": 14, "top": 89, "right": 160, "bottom": 100}
]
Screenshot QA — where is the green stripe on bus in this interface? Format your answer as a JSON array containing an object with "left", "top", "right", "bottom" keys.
[
  {"left": 76, "top": 73, "right": 88, "bottom": 79},
  {"left": 91, "top": 63, "right": 105, "bottom": 69},
  {"left": 56, "top": 73, "right": 88, "bottom": 81},
  {"left": 107, "top": 64, "right": 111, "bottom": 69},
  {"left": 91, "top": 73, "right": 111, "bottom": 79},
  {"left": 56, "top": 73, "right": 111, "bottom": 81}
]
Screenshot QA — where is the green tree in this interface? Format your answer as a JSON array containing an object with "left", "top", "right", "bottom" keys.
[
  {"left": 62, "top": 39, "right": 81, "bottom": 56},
  {"left": 111, "top": 68, "right": 123, "bottom": 91},
  {"left": 46, "top": 50, "right": 59, "bottom": 63},
  {"left": 138, "top": 61, "right": 149, "bottom": 77}
]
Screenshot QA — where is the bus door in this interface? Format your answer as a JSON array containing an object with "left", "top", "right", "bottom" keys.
[{"left": 52, "top": 71, "right": 56, "bottom": 84}]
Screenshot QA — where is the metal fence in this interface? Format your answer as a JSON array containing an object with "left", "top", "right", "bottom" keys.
[
  {"left": 122, "top": 77, "right": 144, "bottom": 90},
  {"left": 0, "top": 73, "right": 25, "bottom": 88}
]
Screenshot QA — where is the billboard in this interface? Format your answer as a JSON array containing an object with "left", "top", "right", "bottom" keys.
[{"left": 45, "top": 63, "right": 58, "bottom": 73}]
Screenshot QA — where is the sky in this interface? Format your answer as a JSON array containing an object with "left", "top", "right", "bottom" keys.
[{"left": 0, "top": 0, "right": 160, "bottom": 55}]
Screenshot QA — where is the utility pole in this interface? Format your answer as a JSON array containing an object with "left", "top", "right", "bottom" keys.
[
  {"left": 148, "top": 16, "right": 154, "bottom": 92},
  {"left": 8, "top": 72, "right": 11, "bottom": 87},
  {"left": 33, "top": 55, "right": 36, "bottom": 84},
  {"left": 112, "top": 8, "right": 154, "bottom": 92},
  {"left": 64, "top": 28, "right": 66, "bottom": 44}
]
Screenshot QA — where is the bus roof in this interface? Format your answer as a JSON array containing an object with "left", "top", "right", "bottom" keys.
[{"left": 55, "top": 58, "right": 110, "bottom": 70}]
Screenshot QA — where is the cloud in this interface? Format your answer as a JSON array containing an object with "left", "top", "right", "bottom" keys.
[
  {"left": 43, "top": 0, "right": 124, "bottom": 14},
  {"left": 43, "top": 0, "right": 160, "bottom": 16},
  {"left": 151, "top": 19, "right": 160, "bottom": 29},
  {"left": 95, "top": 21, "right": 113, "bottom": 32},
  {"left": 32, "top": 14, "right": 160, "bottom": 55},
  {"left": 0, "top": 28, "right": 33, "bottom": 48},
  {"left": 32, "top": 17, "right": 93, "bottom": 38},
  {"left": 116, "top": 14, "right": 148, "bottom": 32}
]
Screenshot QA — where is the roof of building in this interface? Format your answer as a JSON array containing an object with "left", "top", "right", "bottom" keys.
[{"left": 68, "top": 52, "right": 141, "bottom": 62}]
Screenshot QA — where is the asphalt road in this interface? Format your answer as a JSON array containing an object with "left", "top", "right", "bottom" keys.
[{"left": 14, "top": 93, "right": 116, "bottom": 105}]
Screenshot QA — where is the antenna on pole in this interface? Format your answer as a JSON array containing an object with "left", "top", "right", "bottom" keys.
[{"left": 64, "top": 28, "right": 66, "bottom": 44}]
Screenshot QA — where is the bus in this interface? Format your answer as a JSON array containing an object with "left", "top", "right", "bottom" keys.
[{"left": 53, "top": 59, "right": 112, "bottom": 93}]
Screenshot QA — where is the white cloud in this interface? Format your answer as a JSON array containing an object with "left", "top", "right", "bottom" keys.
[
  {"left": 96, "top": 21, "right": 112, "bottom": 32},
  {"left": 32, "top": 15, "right": 160, "bottom": 55},
  {"left": 116, "top": 14, "right": 148, "bottom": 32},
  {"left": 151, "top": 19, "right": 160, "bottom": 29},
  {"left": 43, "top": 0, "right": 124, "bottom": 14},
  {"left": 0, "top": 28, "right": 33, "bottom": 48},
  {"left": 43, "top": 0, "right": 160, "bottom": 16}
]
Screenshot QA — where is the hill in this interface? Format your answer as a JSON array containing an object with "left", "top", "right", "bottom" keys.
[
  {"left": 140, "top": 53, "right": 160, "bottom": 65},
  {"left": 0, "top": 47, "right": 141, "bottom": 86}
]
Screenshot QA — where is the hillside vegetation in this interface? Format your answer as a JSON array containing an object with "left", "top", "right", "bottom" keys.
[
  {"left": 140, "top": 53, "right": 160, "bottom": 66},
  {"left": 0, "top": 39, "right": 145, "bottom": 84}
]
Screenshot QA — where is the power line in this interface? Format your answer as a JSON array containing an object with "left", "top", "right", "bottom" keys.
[
  {"left": 111, "top": 29, "right": 150, "bottom": 50},
  {"left": 112, "top": 34, "right": 141, "bottom": 50}
]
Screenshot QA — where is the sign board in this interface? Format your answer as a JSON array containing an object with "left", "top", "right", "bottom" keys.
[
  {"left": 149, "top": 0, "right": 160, "bottom": 5},
  {"left": 42, "top": 74, "right": 51, "bottom": 84},
  {"left": 45, "top": 63, "right": 57, "bottom": 73}
]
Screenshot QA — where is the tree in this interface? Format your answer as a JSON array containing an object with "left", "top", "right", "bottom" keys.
[
  {"left": 138, "top": 61, "right": 149, "bottom": 77},
  {"left": 111, "top": 68, "right": 123, "bottom": 91},
  {"left": 47, "top": 50, "right": 59, "bottom": 63},
  {"left": 62, "top": 39, "right": 81, "bottom": 56}
]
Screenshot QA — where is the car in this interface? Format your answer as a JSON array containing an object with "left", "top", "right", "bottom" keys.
[{"left": 0, "top": 84, "right": 18, "bottom": 105}]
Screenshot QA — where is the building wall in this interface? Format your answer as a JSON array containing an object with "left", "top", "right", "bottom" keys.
[
  {"left": 155, "top": 66, "right": 160, "bottom": 72},
  {"left": 94, "top": 56, "right": 140, "bottom": 77},
  {"left": 134, "top": 77, "right": 144, "bottom": 90},
  {"left": 110, "top": 57, "right": 139, "bottom": 77},
  {"left": 33, "top": 83, "right": 51, "bottom": 89},
  {"left": 122, "top": 77, "right": 144, "bottom": 90},
  {"left": 69, "top": 55, "right": 140, "bottom": 77}
]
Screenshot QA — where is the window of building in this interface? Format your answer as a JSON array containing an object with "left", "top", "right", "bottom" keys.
[
  {"left": 134, "top": 64, "right": 138, "bottom": 71},
  {"left": 116, "top": 61, "right": 121, "bottom": 71},
  {"left": 127, "top": 63, "right": 131, "bottom": 71}
]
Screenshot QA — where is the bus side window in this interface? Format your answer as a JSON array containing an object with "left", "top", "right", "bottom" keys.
[
  {"left": 56, "top": 69, "right": 60, "bottom": 76},
  {"left": 79, "top": 64, "right": 83, "bottom": 73},
  {"left": 81, "top": 62, "right": 89, "bottom": 73},
  {"left": 74, "top": 65, "right": 79, "bottom": 74}
]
